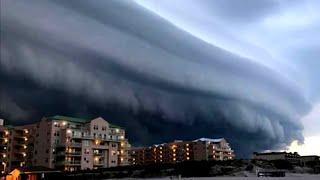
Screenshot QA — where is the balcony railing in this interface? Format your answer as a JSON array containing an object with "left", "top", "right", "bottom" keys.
[
  {"left": 93, "top": 152, "right": 104, "bottom": 156},
  {"left": 67, "top": 142, "right": 82, "bottom": 147},
  {"left": 70, "top": 134, "right": 123, "bottom": 142},
  {"left": 66, "top": 151, "right": 81, "bottom": 156},
  {"left": 56, "top": 151, "right": 81, "bottom": 156},
  {"left": 56, "top": 160, "right": 81, "bottom": 166}
]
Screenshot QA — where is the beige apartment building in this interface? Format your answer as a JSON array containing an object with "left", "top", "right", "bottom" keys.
[
  {"left": 0, "top": 116, "right": 130, "bottom": 172},
  {"left": 129, "top": 138, "right": 235, "bottom": 165}
]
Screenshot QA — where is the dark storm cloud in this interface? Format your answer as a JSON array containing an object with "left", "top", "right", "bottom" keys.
[{"left": 0, "top": 0, "right": 312, "bottom": 156}]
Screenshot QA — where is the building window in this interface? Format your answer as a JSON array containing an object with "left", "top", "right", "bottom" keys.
[
  {"left": 83, "top": 140, "right": 89, "bottom": 146},
  {"left": 93, "top": 125, "right": 98, "bottom": 130},
  {"left": 85, "top": 149, "right": 90, "bottom": 154}
]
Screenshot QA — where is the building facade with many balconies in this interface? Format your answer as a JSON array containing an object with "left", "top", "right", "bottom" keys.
[
  {"left": 0, "top": 120, "right": 30, "bottom": 174},
  {"left": 0, "top": 116, "right": 130, "bottom": 172},
  {"left": 129, "top": 138, "right": 235, "bottom": 165}
]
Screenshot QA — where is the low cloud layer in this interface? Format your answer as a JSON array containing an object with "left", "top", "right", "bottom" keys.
[{"left": 1, "top": 0, "right": 318, "bottom": 157}]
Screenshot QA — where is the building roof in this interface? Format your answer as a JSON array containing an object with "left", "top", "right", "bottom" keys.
[
  {"left": 254, "top": 151, "right": 299, "bottom": 155},
  {"left": 47, "top": 115, "right": 90, "bottom": 123},
  {"left": 194, "top": 138, "right": 225, "bottom": 143},
  {"left": 4, "top": 125, "right": 15, "bottom": 129},
  {"left": 47, "top": 115, "right": 124, "bottom": 129},
  {"left": 109, "top": 124, "right": 123, "bottom": 129},
  {"left": 301, "top": 155, "right": 320, "bottom": 158}
]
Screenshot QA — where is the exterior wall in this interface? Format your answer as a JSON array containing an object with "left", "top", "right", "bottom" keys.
[
  {"left": 193, "top": 141, "right": 207, "bottom": 161},
  {"left": 0, "top": 116, "right": 130, "bottom": 172},
  {"left": 0, "top": 125, "right": 30, "bottom": 173},
  {"left": 300, "top": 156, "right": 320, "bottom": 166},
  {"left": 253, "top": 152, "right": 301, "bottom": 164},
  {"left": 7, "top": 127, "right": 29, "bottom": 171},
  {"left": 0, "top": 125, "right": 9, "bottom": 174},
  {"left": 51, "top": 116, "right": 129, "bottom": 171},
  {"left": 29, "top": 119, "right": 54, "bottom": 168},
  {"left": 129, "top": 138, "right": 235, "bottom": 165}
]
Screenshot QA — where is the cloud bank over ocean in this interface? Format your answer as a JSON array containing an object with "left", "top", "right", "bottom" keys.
[{"left": 1, "top": 0, "right": 319, "bottom": 157}]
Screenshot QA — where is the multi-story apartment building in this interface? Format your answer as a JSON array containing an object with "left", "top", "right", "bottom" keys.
[
  {"left": 253, "top": 151, "right": 301, "bottom": 164},
  {"left": 129, "top": 138, "right": 235, "bottom": 165},
  {"left": 0, "top": 120, "right": 9, "bottom": 174},
  {"left": 0, "top": 120, "right": 30, "bottom": 174},
  {"left": 1, "top": 115, "right": 130, "bottom": 172}
]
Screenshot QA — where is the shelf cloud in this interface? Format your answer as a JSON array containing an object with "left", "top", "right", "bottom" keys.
[{"left": 1, "top": 0, "right": 319, "bottom": 156}]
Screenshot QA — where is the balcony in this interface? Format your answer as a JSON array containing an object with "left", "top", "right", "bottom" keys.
[
  {"left": 56, "top": 160, "right": 81, "bottom": 166},
  {"left": 56, "top": 151, "right": 82, "bottom": 156},
  {"left": 92, "top": 144, "right": 108, "bottom": 150},
  {"left": 70, "top": 133, "right": 122, "bottom": 142},
  {"left": 66, "top": 160, "right": 81, "bottom": 166},
  {"left": 67, "top": 142, "right": 82, "bottom": 147},
  {"left": 93, "top": 152, "right": 104, "bottom": 156},
  {"left": 93, "top": 162, "right": 104, "bottom": 166},
  {"left": 66, "top": 151, "right": 81, "bottom": 156},
  {"left": 57, "top": 142, "right": 82, "bottom": 148}
]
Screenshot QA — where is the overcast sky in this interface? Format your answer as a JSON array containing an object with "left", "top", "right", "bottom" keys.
[{"left": 1, "top": 0, "right": 319, "bottom": 156}]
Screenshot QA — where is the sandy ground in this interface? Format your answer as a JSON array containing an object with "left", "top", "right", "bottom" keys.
[{"left": 113, "top": 173, "right": 320, "bottom": 180}]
